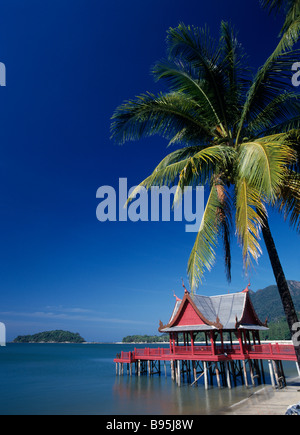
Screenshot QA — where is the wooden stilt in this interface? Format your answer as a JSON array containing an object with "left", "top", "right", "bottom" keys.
[
  {"left": 220, "top": 362, "right": 226, "bottom": 387},
  {"left": 171, "top": 360, "right": 175, "bottom": 380},
  {"left": 231, "top": 361, "right": 237, "bottom": 387},
  {"left": 177, "top": 360, "right": 181, "bottom": 387},
  {"left": 249, "top": 360, "right": 255, "bottom": 386},
  {"left": 193, "top": 361, "right": 197, "bottom": 386},
  {"left": 260, "top": 359, "right": 266, "bottom": 384},
  {"left": 272, "top": 360, "right": 279, "bottom": 386},
  {"left": 253, "top": 359, "right": 262, "bottom": 385},
  {"left": 215, "top": 363, "right": 221, "bottom": 388},
  {"left": 268, "top": 360, "right": 276, "bottom": 388},
  {"left": 242, "top": 361, "right": 249, "bottom": 387},
  {"left": 238, "top": 360, "right": 244, "bottom": 385},
  {"left": 203, "top": 361, "right": 209, "bottom": 390},
  {"left": 209, "top": 363, "right": 214, "bottom": 387},
  {"left": 226, "top": 362, "right": 231, "bottom": 389}
]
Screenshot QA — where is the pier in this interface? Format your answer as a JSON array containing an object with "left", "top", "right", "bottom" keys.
[
  {"left": 114, "top": 286, "right": 299, "bottom": 389},
  {"left": 114, "top": 342, "right": 297, "bottom": 389}
]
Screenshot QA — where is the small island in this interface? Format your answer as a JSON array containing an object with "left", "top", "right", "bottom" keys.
[{"left": 13, "top": 330, "right": 86, "bottom": 344}]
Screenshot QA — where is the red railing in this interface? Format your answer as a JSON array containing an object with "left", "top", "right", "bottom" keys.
[
  {"left": 246, "top": 343, "right": 296, "bottom": 359},
  {"left": 135, "top": 347, "right": 171, "bottom": 357},
  {"left": 114, "top": 343, "right": 297, "bottom": 362}
]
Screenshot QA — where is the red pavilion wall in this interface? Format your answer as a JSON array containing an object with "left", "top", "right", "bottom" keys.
[{"left": 173, "top": 300, "right": 206, "bottom": 326}]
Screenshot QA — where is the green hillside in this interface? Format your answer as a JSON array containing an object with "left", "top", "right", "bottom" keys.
[
  {"left": 13, "top": 330, "right": 85, "bottom": 343},
  {"left": 250, "top": 280, "right": 300, "bottom": 323}
]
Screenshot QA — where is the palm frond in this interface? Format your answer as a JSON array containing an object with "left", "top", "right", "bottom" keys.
[
  {"left": 219, "top": 21, "right": 251, "bottom": 126},
  {"left": 166, "top": 23, "right": 230, "bottom": 136},
  {"left": 260, "top": 0, "right": 287, "bottom": 14},
  {"left": 261, "top": 0, "right": 300, "bottom": 37},
  {"left": 246, "top": 92, "right": 300, "bottom": 137},
  {"left": 126, "top": 144, "right": 235, "bottom": 206},
  {"left": 235, "top": 178, "right": 265, "bottom": 270},
  {"left": 238, "top": 136, "right": 296, "bottom": 202},
  {"left": 152, "top": 59, "right": 226, "bottom": 135},
  {"left": 237, "top": 49, "right": 300, "bottom": 142},
  {"left": 276, "top": 169, "right": 300, "bottom": 232},
  {"left": 110, "top": 92, "right": 213, "bottom": 145}
]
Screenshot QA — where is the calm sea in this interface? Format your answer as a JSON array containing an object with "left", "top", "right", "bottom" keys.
[{"left": 0, "top": 343, "right": 298, "bottom": 415}]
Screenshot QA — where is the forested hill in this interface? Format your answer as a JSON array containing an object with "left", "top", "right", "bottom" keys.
[
  {"left": 13, "top": 330, "right": 85, "bottom": 343},
  {"left": 249, "top": 280, "right": 300, "bottom": 323}
]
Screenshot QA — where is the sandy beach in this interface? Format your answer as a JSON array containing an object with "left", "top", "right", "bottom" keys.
[{"left": 221, "top": 378, "right": 300, "bottom": 415}]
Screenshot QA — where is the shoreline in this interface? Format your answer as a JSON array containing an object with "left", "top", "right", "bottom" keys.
[{"left": 9, "top": 339, "right": 296, "bottom": 345}]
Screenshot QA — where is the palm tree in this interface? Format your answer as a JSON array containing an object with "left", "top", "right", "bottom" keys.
[
  {"left": 261, "top": 0, "right": 300, "bottom": 53},
  {"left": 110, "top": 21, "right": 300, "bottom": 363}
]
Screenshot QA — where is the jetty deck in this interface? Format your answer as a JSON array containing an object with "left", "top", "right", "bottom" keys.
[{"left": 114, "top": 342, "right": 297, "bottom": 364}]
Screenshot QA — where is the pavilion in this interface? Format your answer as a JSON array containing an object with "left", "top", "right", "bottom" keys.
[{"left": 158, "top": 285, "right": 269, "bottom": 356}]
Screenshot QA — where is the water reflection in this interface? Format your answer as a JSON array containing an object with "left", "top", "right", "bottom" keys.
[{"left": 113, "top": 360, "right": 299, "bottom": 415}]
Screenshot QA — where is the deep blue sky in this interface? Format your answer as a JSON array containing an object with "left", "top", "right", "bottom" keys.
[{"left": 0, "top": 0, "right": 299, "bottom": 342}]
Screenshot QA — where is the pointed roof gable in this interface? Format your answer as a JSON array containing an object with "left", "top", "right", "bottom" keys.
[{"left": 159, "top": 289, "right": 268, "bottom": 333}]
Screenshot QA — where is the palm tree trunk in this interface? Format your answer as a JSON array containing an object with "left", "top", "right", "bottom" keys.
[{"left": 261, "top": 216, "right": 300, "bottom": 366}]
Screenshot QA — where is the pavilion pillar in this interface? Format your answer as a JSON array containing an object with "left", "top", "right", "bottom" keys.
[
  {"left": 237, "top": 330, "right": 244, "bottom": 355},
  {"left": 219, "top": 330, "right": 224, "bottom": 353},
  {"left": 257, "top": 331, "right": 261, "bottom": 345},
  {"left": 210, "top": 331, "right": 216, "bottom": 356},
  {"left": 190, "top": 332, "right": 195, "bottom": 355},
  {"left": 204, "top": 332, "right": 208, "bottom": 346},
  {"left": 172, "top": 334, "right": 176, "bottom": 353}
]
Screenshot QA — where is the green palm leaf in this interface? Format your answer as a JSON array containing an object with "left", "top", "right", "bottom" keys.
[
  {"left": 276, "top": 169, "right": 300, "bottom": 232},
  {"left": 152, "top": 59, "right": 225, "bottom": 135},
  {"left": 110, "top": 92, "right": 213, "bottom": 145},
  {"left": 126, "top": 144, "right": 234, "bottom": 206},
  {"left": 235, "top": 178, "right": 265, "bottom": 270},
  {"left": 238, "top": 136, "right": 296, "bottom": 201}
]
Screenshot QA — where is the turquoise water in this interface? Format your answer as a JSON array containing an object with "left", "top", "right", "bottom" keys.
[{"left": 0, "top": 343, "right": 298, "bottom": 415}]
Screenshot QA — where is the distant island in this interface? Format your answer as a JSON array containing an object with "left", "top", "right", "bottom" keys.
[{"left": 13, "top": 330, "right": 86, "bottom": 344}]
